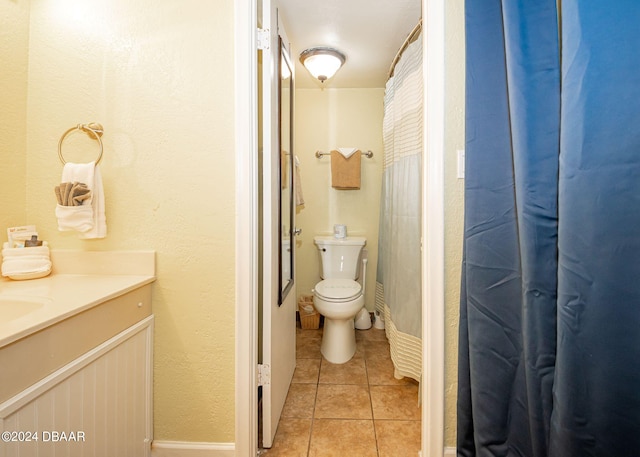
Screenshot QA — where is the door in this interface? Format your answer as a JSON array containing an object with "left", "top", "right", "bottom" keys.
[{"left": 260, "top": 0, "right": 296, "bottom": 448}]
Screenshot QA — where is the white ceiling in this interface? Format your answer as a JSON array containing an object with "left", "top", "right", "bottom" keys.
[{"left": 276, "top": 0, "right": 422, "bottom": 89}]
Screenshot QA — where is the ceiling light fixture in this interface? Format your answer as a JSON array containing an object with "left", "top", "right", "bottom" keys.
[{"left": 299, "top": 47, "right": 346, "bottom": 83}]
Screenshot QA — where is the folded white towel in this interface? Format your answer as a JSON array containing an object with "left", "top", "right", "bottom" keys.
[
  {"left": 81, "top": 164, "right": 106, "bottom": 239},
  {"left": 337, "top": 147, "right": 358, "bottom": 159},
  {"left": 294, "top": 155, "right": 305, "bottom": 206},
  {"left": 55, "top": 204, "right": 94, "bottom": 232},
  {"left": 55, "top": 162, "right": 107, "bottom": 239},
  {"left": 1, "top": 242, "right": 52, "bottom": 280}
]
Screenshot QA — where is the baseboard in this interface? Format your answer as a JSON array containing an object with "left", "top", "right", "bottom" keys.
[
  {"left": 444, "top": 447, "right": 457, "bottom": 456},
  {"left": 151, "top": 441, "right": 235, "bottom": 457}
]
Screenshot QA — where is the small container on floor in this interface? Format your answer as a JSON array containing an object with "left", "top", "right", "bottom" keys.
[
  {"left": 354, "top": 307, "right": 372, "bottom": 330},
  {"left": 373, "top": 311, "right": 385, "bottom": 330},
  {"left": 298, "top": 295, "right": 320, "bottom": 330}
]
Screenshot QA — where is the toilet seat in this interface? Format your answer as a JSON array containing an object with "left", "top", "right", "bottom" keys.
[{"left": 314, "top": 278, "right": 362, "bottom": 302}]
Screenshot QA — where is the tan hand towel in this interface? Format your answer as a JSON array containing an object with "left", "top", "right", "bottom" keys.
[
  {"left": 331, "top": 149, "right": 361, "bottom": 189},
  {"left": 69, "top": 182, "right": 90, "bottom": 206},
  {"left": 54, "top": 185, "right": 63, "bottom": 205},
  {"left": 54, "top": 182, "right": 92, "bottom": 206}
]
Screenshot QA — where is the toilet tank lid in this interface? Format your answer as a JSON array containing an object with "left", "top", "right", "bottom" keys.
[{"left": 314, "top": 236, "right": 366, "bottom": 246}]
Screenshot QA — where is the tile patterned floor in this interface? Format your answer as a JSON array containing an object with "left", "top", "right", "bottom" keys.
[{"left": 262, "top": 325, "right": 421, "bottom": 457}]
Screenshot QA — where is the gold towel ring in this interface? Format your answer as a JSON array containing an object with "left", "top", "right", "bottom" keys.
[{"left": 58, "top": 123, "right": 104, "bottom": 165}]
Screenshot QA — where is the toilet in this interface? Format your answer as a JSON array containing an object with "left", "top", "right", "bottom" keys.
[{"left": 313, "top": 235, "right": 366, "bottom": 364}]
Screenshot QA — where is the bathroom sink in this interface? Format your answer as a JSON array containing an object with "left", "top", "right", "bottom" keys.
[{"left": 0, "top": 296, "right": 49, "bottom": 321}]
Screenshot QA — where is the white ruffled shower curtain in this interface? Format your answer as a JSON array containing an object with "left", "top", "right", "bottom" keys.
[{"left": 375, "top": 29, "right": 422, "bottom": 384}]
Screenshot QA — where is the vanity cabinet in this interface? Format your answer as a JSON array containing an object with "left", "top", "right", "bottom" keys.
[{"left": 0, "top": 284, "right": 153, "bottom": 457}]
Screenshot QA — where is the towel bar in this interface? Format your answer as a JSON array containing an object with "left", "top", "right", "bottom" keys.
[
  {"left": 315, "top": 150, "right": 374, "bottom": 158},
  {"left": 58, "top": 123, "right": 104, "bottom": 165}
]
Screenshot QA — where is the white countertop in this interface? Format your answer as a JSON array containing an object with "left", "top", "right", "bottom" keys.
[
  {"left": 0, "top": 250, "right": 155, "bottom": 348},
  {"left": 0, "top": 274, "right": 155, "bottom": 348}
]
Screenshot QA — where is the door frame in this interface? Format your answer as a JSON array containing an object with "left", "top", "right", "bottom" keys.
[
  {"left": 234, "top": 2, "right": 258, "bottom": 456},
  {"left": 234, "top": 0, "right": 446, "bottom": 455},
  {"left": 422, "top": 0, "right": 446, "bottom": 455}
]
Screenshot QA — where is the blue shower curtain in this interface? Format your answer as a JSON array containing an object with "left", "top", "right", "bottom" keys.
[{"left": 458, "top": 1, "right": 640, "bottom": 456}]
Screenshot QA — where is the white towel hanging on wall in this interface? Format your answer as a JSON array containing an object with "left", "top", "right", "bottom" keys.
[
  {"left": 294, "top": 155, "right": 305, "bottom": 206},
  {"left": 55, "top": 161, "right": 107, "bottom": 239},
  {"left": 337, "top": 147, "right": 358, "bottom": 159}
]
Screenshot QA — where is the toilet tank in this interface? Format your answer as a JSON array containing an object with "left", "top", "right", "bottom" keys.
[{"left": 314, "top": 236, "right": 366, "bottom": 280}]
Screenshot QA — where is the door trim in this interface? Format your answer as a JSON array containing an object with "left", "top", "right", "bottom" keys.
[
  {"left": 234, "top": 0, "right": 447, "bottom": 455},
  {"left": 234, "top": 2, "right": 258, "bottom": 457},
  {"left": 422, "top": 0, "right": 446, "bottom": 455}
]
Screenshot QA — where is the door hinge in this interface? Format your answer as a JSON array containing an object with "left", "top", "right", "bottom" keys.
[
  {"left": 257, "top": 28, "right": 270, "bottom": 50},
  {"left": 257, "top": 363, "right": 271, "bottom": 386}
]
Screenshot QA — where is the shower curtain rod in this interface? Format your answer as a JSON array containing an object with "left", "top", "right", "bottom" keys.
[{"left": 387, "top": 19, "right": 423, "bottom": 80}]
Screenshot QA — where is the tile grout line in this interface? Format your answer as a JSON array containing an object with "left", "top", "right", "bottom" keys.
[
  {"left": 365, "top": 347, "right": 382, "bottom": 457},
  {"left": 305, "top": 356, "right": 322, "bottom": 457}
]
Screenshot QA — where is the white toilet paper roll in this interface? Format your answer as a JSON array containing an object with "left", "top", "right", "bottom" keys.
[{"left": 334, "top": 224, "right": 347, "bottom": 238}]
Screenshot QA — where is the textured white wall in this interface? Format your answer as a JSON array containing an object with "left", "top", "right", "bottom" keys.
[
  {"left": 294, "top": 88, "right": 384, "bottom": 310},
  {"left": 23, "top": 0, "right": 236, "bottom": 443},
  {"left": 0, "top": 0, "right": 29, "bottom": 231}
]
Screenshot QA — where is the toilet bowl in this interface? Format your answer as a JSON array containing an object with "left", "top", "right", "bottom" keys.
[
  {"left": 313, "top": 236, "right": 367, "bottom": 364},
  {"left": 313, "top": 278, "right": 364, "bottom": 363}
]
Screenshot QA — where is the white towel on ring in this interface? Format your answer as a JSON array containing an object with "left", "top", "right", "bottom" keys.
[{"left": 55, "top": 161, "right": 107, "bottom": 239}]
